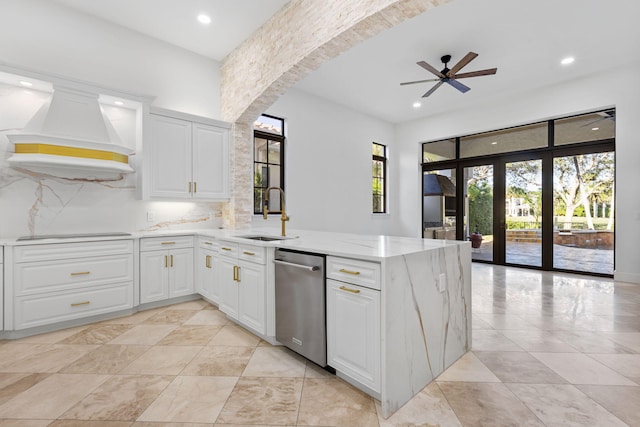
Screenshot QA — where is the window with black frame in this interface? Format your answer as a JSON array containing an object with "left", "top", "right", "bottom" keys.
[
  {"left": 372, "top": 142, "right": 387, "bottom": 213},
  {"left": 254, "top": 114, "right": 285, "bottom": 214}
]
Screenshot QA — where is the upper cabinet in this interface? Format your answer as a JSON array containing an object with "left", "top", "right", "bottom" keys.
[{"left": 143, "top": 107, "right": 231, "bottom": 200}]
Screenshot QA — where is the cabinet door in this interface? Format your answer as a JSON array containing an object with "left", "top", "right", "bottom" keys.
[
  {"left": 217, "top": 256, "right": 238, "bottom": 319},
  {"left": 140, "top": 251, "right": 169, "bottom": 304},
  {"left": 327, "top": 279, "right": 381, "bottom": 393},
  {"left": 196, "top": 248, "right": 217, "bottom": 303},
  {"left": 168, "top": 248, "right": 194, "bottom": 298},
  {"left": 237, "top": 261, "right": 265, "bottom": 335},
  {"left": 192, "top": 123, "right": 229, "bottom": 200},
  {"left": 149, "top": 115, "right": 192, "bottom": 199}
]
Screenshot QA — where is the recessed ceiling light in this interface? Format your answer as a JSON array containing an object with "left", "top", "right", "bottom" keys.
[
  {"left": 197, "top": 14, "right": 211, "bottom": 25},
  {"left": 491, "top": 141, "right": 498, "bottom": 145},
  {"left": 561, "top": 57, "right": 575, "bottom": 65},
  {"left": 114, "top": 100, "right": 124, "bottom": 106},
  {"left": 19, "top": 80, "right": 33, "bottom": 87},
  {"left": 412, "top": 101, "right": 421, "bottom": 108},
  {"left": 591, "top": 127, "right": 599, "bottom": 131}
]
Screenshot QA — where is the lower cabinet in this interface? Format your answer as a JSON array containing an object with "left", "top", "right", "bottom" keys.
[
  {"left": 326, "top": 277, "right": 381, "bottom": 393},
  {"left": 196, "top": 237, "right": 219, "bottom": 303},
  {"left": 217, "top": 241, "right": 266, "bottom": 335},
  {"left": 140, "top": 236, "right": 194, "bottom": 304},
  {"left": 10, "top": 240, "right": 134, "bottom": 330}
]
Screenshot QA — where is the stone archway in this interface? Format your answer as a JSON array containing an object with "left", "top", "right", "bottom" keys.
[{"left": 220, "top": 0, "right": 450, "bottom": 228}]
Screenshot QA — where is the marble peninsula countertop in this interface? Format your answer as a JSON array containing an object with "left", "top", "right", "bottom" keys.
[{"left": 0, "top": 228, "right": 468, "bottom": 262}]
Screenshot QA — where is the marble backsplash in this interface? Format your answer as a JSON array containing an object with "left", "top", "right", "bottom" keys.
[{"left": 0, "top": 83, "right": 224, "bottom": 238}]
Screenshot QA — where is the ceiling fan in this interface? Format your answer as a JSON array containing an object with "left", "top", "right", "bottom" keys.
[{"left": 400, "top": 52, "right": 497, "bottom": 98}]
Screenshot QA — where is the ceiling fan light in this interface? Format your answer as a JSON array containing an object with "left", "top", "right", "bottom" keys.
[{"left": 561, "top": 57, "right": 575, "bottom": 65}]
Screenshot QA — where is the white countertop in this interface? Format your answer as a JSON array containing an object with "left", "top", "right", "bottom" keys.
[{"left": 0, "top": 228, "right": 468, "bottom": 261}]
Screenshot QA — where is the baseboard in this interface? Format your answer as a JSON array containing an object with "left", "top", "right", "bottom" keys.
[{"left": 614, "top": 271, "right": 640, "bottom": 285}]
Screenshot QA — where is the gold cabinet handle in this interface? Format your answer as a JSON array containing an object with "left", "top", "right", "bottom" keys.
[
  {"left": 70, "top": 271, "right": 90, "bottom": 276},
  {"left": 233, "top": 265, "right": 241, "bottom": 282},
  {"left": 339, "top": 268, "right": 361, "bottom": 275},
  {"left": 205, "top": 255, "right": 211, "bottom": 268},
  {"left": 203, "top": 241, "right": 213, "bottom": 245},
  {"left": 243, "top": 251, "right": 255, "bottom": 256},
  {"left": 161, "top": 241, "right": 176, "bottom": 245},
  {"left": 170, "top": 254, "right": 174, "bottom": 267},
  {"left": 71, "top": 301, "right": 90, "bottom": 307},
  {"left": 188, "top": 182, "right": 192, "bottom": 193},
  {"left": 221, "top": 247, "right": 232, "bottom": 251},
  {"left": 165, "top": 255, "right": 168, "bottom": 268},
  {"left": 339, "top": 286, "right": 360, "bottom": 294},
  {"left": 193, "top": 182, "right": 197, "bottom": 193}
]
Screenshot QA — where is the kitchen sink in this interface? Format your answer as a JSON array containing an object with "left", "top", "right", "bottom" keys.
[{"left": 237, "top": 235, "right": 295, "bottom": 241}]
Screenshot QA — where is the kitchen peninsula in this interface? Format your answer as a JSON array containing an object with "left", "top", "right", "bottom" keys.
[{"left": 0, "top": 229, "right": 471, "bottom": 418}]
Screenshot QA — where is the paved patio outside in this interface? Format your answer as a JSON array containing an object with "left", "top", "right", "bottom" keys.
[{"left": 471, "top": 240, "right": 614, "bottom": 275}]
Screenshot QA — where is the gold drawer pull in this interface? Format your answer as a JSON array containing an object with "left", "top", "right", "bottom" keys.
[
  {"left": 243, "top": 251, "right": 255, "bottom": 256},
  {"left": 70, "top": 271, "right": 90, "bottom": 276},
  {"left": 339, "top": 286, "right": 360, "bottom": 294},
  {"left": 71, "top": 301, "right": 90, "bottom": 307},
  {"left": 161, "top": 241, "right": 176, "bottom": 245},
  {"left": 221, "top": 247, "right": 233, "bottom": 251},
  {"left": 203, "top": 242, "right": 213, "bottom": 245},
  {"left": 339, "top": 268, "right": 361, "bottom": 275}
]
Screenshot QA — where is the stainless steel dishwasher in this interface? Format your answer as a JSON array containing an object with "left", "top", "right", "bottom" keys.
[{"left": 274, "top": 248, "right": 326, "bottom": 367}]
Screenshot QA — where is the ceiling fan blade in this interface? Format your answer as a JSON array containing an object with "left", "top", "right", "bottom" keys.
[
  {"left": 447, "top": 52, "right": 478, "bottom": 77},
  {"left": 400, "top": 78, "right": 441, "bottom": 86},
  {"left": 417, "top": 61, "right": 445, "bottom": 78},
  {"left": 453, "top": 68, "right": 497, "bottom": 79},
  {"left": 446, "top": 78, "right": 471, "bottom": 93},
  {"left": 422, "top": 81, "right": 444, "bottom": 97}
]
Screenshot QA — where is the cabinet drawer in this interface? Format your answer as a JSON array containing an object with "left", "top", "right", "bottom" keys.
[
  {"left": 217, "top": 241, "right": 239, "bottom": 258},
  {"left": 198, "top": 237, "right": 218, "bottom": 251},
  {"left": 238, "top": 244, "right": 266, "bottom": 264},
  {"left": 15, "top": 254, "right": 134, "bottom": 296},
  {"left": 140, "top": 235, "right": 194, "bottom": 251},
  {"left": 327, "top": 257, "right": 381, "bottom": 290},
  {"left": 15, "top": 240, "right": 133, "bottom": 263},
  {"left": 15, "top": 282, "right": 133, "bottom": 330}
]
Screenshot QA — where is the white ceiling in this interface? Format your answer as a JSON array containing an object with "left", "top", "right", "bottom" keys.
[
  {"left": 52, "top": 0, "right": 290, "bottom": 61},
  {"left": 51, "top": 0, "right": 640, "bottom": 124}
]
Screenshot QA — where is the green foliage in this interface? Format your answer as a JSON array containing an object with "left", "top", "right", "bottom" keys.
[{"left": 468, "top": 181, "right": 493, "bottom": 235}]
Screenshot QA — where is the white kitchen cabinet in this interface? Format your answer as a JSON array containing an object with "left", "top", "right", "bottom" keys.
[
  {"left": 216, "top": 240, "right": 266, "bottom": 335},
  {"left": 146, "top": 108, "right": 230, "bottom": 200},
  {"left": 9, "top": 240, "right": 134, "bottom": 331},
  {"left": 140, "top": 236, "right": 194, "bottom": 304},
  {"left": 326, "top": 257, "right": 381, "bottom": 394},
  {"left": 196, "top": 237, "right": 219, "bottom": 303}
]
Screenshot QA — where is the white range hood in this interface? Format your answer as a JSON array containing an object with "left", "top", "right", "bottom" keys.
[{"left": 7, "top": 86, "right": 134, "bottom": 178}]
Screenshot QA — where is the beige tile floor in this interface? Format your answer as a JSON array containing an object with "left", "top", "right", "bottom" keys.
[{"left": 0, "top": 263, "right": 638, "bottom": 426}]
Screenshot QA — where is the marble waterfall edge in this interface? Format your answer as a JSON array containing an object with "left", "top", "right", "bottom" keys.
[{"left": 381, "top": 243, "right": 471, "bottom": 418}]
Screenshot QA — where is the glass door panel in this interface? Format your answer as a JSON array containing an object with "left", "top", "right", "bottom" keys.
[
  {"left": 423, "top": 169, "right": 456, "bottom": 240},
  {"left": 553, "top": 152, "right": 614, "bottom": 274},
  {"left": 505, "top": 159, "right": 542, "bottom": 266},
  {"left": 464, "top": 165, "right": 494, "bottom": 261}
]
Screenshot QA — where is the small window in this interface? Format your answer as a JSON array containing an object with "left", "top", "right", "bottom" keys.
[
  {"left": 254, "top": 114, "right": 285, "bottom": 214},
  {"left": 372, "top": 142, "right": 387, "bottom": 214}
]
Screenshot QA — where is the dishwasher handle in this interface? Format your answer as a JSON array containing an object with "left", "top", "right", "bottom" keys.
[{"left": 274, "top": 259, "right": 320, "bottom": 272}]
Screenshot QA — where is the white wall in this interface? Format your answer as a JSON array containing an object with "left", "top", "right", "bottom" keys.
[
  {"left": 253, "top": 89, "right": 396, "bottom": 235},
  {"left": 0, "top": 0, "right": 221, "bottom": 119},
  {"left": 394, "top": 62, "right": 640, "bottom": 284}
]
